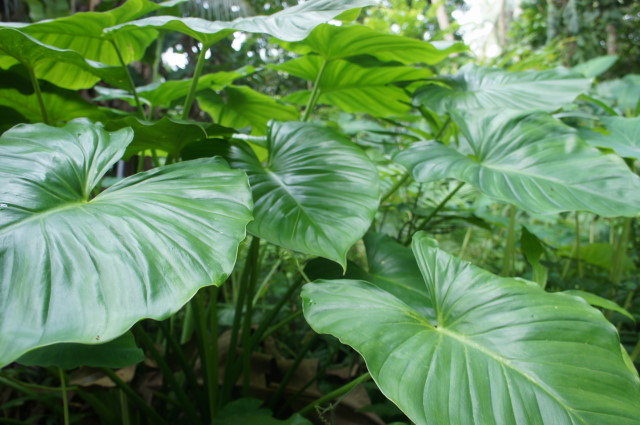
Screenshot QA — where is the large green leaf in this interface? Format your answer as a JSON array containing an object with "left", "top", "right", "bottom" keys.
[
  {"left": 16, "top": 332, "right": 144, "bottom": 369},
  {"left": 0, "top": 87, "right": 106, "bottom": 124},
  {"left": 277, "top": 56, "right": 432, "bottom": 117},
  {"left": 581, "top": 117, "right": 640, "bottom": 160},
  {"left": 93, "top": 67, "right": 254, "bottom": 108},
  {"left": 1, "top": 0, "right": 180, "bottom": 68},
  {"left": 0, "top": 28, "right": 129, "bottom": 90},
  {"left": 197, "top": 86, "right": 299, "bottom": 135},
  {"left": 596, "top": 74, "right": 640, "bottom": 115},
  {"left": 230, "top": 121, "right": 379, "bottom": 267},
  {"left": 0, "top": 120, "right": 253, "bottom": 367},
  {"left": 279, "top": 23, "right": 466, "bottom": 64},
  {"left": 302, "top": 233, "right": 640, "bottom": 425},
  {"left": 414, "top": 64, "right": 592, "bottom": 113},
  {"left": 395, "top": 111, "right": 640, "bottom": 217},
  {"left": 107, "top": 0, "right": 377, "bottom": 47}
]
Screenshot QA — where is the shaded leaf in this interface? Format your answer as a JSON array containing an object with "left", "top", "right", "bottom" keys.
[
  {"left": 0, "top": 120, "right": 253, "bottom": 367},
  {"left": 302, "top": 233, "right": 640, "bottom": 425},
  {"left": 395, "top": 110, "right": 640, "bottom": 217},
  {"left": 230, "top": 121, "right": 379, "bottom": 267},
  {"left": 563, "top": 290, "right": 635, "bottom": 322},
  {"left": 581, "top": 116, "right": 640, "bottom": 160}
]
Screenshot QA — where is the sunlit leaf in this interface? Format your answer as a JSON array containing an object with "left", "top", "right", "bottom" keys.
[
  {"left": 581, "top": 116, "right": 640, "bottom": 160},
  {"left": 395, "top": 110, "right": 640, "bottom": 217}
]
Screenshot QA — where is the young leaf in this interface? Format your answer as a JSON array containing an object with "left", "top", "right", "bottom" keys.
[
  {"left": 277, "top": 56, "right": 432, "bottom": 117},
  {"left": 0, "top": 120, "right": 253, "bottom": 367},
  {"left": 302, "top": 232, "right": 640, "bottom": 425},
  {"left": 0, "top": 28, "right": 130, "bottom": 90},
  {"left": 230, "top": 121, "right": 379, "bottom": 268},
  {"left": 414, "top": 64, "right": 592, "bottom": 113},
  {"left": 278, "top": 23, "right": 466, "bottom": 64},
  {"left": 572, "top": 55, "right": 618, "bottom": 78},
  {"left": 197, "top": 86, "right": 299, "bottom": 135},
  {"left": 16, "top": 332, "right": 144, "bottom": 369},
  {"left": 107, "top": 0, "right": 378, "bottom": 47},
  {"left": 395, "top": 110, "right": 640, "bottom": 217}
]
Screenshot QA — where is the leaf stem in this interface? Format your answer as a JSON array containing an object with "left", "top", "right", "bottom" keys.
[
  {"left": 414, "top": 181, "right": 465, "bottom": 235},
  {"left": 182, "top": 44, "right": 210, "bottom": 120},
  {"left": 59, "top": 368, "right": 69, "bottom": 425},
  {"left": 380, "top": 173, "right": 410, "bottom": 204},
  {"left": 27, "top": 66, "right": 49, "bottom": 125},
  {"left": 110, "top": 40, "right": 145, "bottom": 119},
  {"left": 500, "top": 205, "right": 518, "bottom": 277},
  {"left": 297, "top": 372, "right": 371, "bottom": 416},
  {"left": 302, "top": 58, "right": 328, "bottom": 122}
]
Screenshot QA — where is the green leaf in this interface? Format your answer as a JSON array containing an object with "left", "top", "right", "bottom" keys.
[
  {"left": 596, "top": 74, "right": 640, "bottom": 115},
  {"left": 581, "top": 116, "right": 640, "bottom": 160},
  {"left": 572, "top": 55, "right": 618, "bottom": 78},
  {"left": 559, "top": 242, "right": 635, "bottom": 273},
  {"left": 103, "top": 116, "right": 211, "bottom": 158},
  {"left": 520, "top": 226, "right": 548, "bottom": 287},
  {"left": 214, "top": 398, "right": 311, "bottom": 425},
  {"left": 230, "top": 121, "right": 379, "bottom": 267},
  {"left": 198, "top": 86, "right": 299, "bottom": 135},
  {"left": 302, "top": 232, "right": 640, "bottom": 425},
  {"left": 395, "top": 110, "right": 640, "bottom": 217},
  {"left": 0, "top": 87, "right": 106, "bottom": 124},
  {"left": 16, "top": 332, "right": 144, "bottom": 369},
  {"left": 277, "top": 55, "right": 432, "bottom": 117},
  {"left": 0, "top": 28, "right": 129, "bottom": 90},
  {"left": 107, "top": 0, "right": 377, "bottom": 47},
  {"left": 1, "top": 0, "right": 180, "bottom": 67},
  {"left": 0, "top": 120, "right": 253, "bottom": 367},
  {"left": 93, "top": 68, "right": 254, "bottom": 108},
  {"left": 563, "top": 290, "right": 635, "bottom": 322},
  {"left": 415, "top": 64, "right": 592, "bottom": 113},
  {"left": 279, "top": 23, "right": 466, "bottom": 64}
]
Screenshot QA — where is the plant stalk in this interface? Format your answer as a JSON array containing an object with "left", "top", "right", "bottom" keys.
[
  {"left": 500, "top": 205, "right": 518, "bottom": 277},
  {"left": 380, "top": 173, "right": 410, "bottom": 204},
  {"left": 241, "top": 237, "right": 261, "bottom": 395},
  {"left": 414, "top": 181, "right": 465, "bottom": 235},
  {"left": 59, "top": 368, "right": 69, "bottom": 425},
  {"left": 297, "top": 372, "right": 372, "bottom": 416},
  {"left": 182, "top": 44, "right": 210, "bottom": 120},
  {"left": 27, "top": 66, "right": 50, "bottom": 125},
  {"left": 302, "top": 59, "right": 328, "bottom": 122},
  {"left": 110, "top": 39, "right": 146, "bottom": 118}
]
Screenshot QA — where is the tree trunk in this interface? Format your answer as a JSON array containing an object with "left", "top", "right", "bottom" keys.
[
  {"left": 606, "top": 23, "right": 618, "bottom": 55},
  {"left": 435, "top": 0, "right": 454, "bottom": 41}
]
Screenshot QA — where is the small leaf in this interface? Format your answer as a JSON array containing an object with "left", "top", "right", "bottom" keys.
[
  {"left": 395, "top": 110, "right": 640, "bottom": 217},
  {"left": 230, "top": 121, "right": 379, "bottom": 267},
  {"left": 573, "top": 55, "right": 618, "bottom": 78},
  {"left": 563, "top": 290, "right": 635, "bottom": 322}
]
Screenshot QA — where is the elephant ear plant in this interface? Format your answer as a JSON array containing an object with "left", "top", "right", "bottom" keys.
[{"left": 1, "top": 0, "right": 640, "bottom": 424}]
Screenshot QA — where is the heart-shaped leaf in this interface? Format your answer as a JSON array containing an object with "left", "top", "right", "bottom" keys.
[
  {"left": 230, "top": 121, "right": 379, "bottom": 267},
  {"left": 279, "top": 23, "right": 466, "bottom": 64},
  {"left": 198, "top": 86, "right": 299, "bottom": 135},
  {"left": 16, "top": 332, "right": 144, "bottom": 369},
  {"left": 107, "top": 0, "right": 377, "bottom": 47},
  {"left": 0, "top": 120, "right": 253, "bottom": 367},
  {"left": 302, "top": 232, "right": 640, "bottom": 425},
  {"left": 415, "top": 64, "right": 592, "bottom": 113},
  {"left": 581, "top": 116, "right": 640, "bottom": 160},
  {"left": 2, "top": 0, "right": 180, "bottom": 68},
  {"left": 0, "top": 28, "right": 129, "bottom": 90},
  {"left": 277, "top": 56, "right": 432, "bottom": 117},
  {"left": 395, "top": 110, "right": 640, "bottom": 217}
]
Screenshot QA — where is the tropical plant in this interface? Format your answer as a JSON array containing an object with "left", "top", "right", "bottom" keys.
[{"left": 1, "top": 0, "right": 640, "bottom": 424}]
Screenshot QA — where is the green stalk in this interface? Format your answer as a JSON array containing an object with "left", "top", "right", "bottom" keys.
[
  {"left": 610, "top": 217, "right": 632, "bottom": 284},
  {"left": 101, "top": 368, "right": 169, "bottom": 425},
  {"left": 26, "top": 66, "right": 49, "bottom": 125},
  {"left": 434, "top": 116, "right": 451, "bottom": 140},
  {"left": 120, "top": 390, "right": 130, "bottom": 425},
  {"left": 302, "top": 58, "right": 328, "bottom": 122},
  {"left": 575, "top": 213, "right": 583, "bottom": 278},
  {"left": 110, "top": 40, "right": 145, "bottom": 119},
  {"left": 0, "top": 375, "right": 62, "bottom": 412},
  {"left": 158, "top": 321, "right": 201, "bottom": 407},
  {"left": 191, "top": 291, "right": 217, "bottom": 419},
  {"left": 268, "top": 334, "right": 318, "bottom": 408},
  {"left": 413, "top": 181, "right": 465, "bottom": 237},
  {"left": 241, "top": 237, "right": 262, "bottom": 395},
  {"left": 459, "top": 226, "right": 473, "bottom": 259},
  {"left": 261, "top": 310, "right": 304, "bottom": 341},
  {"left": 380, "top": 173, "right": 410, "bottom": 204},
  {"left": 208, "top": 286, "right": 219, "bottom": 413},
  {"left": 500, "top": 205, "right": 518, "bottom": 277},
  {"left": 133, "top": 325, "right": 202, "bottom": 425},
  {"left": 297, "top": 373, "right": 372, "bottom": 416},
  {"left": 59, "top": 368, "right": 69, "bottom": 425},
  {"left": 182, "top": 44, "right": 210, "bottom": 120}
]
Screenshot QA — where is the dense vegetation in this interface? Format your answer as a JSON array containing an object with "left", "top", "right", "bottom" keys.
[{"left": 1, "top": 0, "right": 639, "bottom": 424}]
